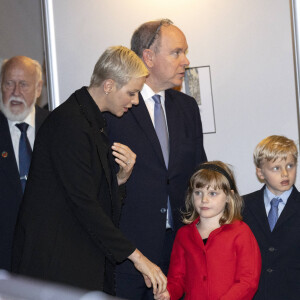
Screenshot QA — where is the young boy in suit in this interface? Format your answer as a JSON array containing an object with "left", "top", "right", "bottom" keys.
[{"left": 243, "top": 135, "right": 300, "bottom": 300}]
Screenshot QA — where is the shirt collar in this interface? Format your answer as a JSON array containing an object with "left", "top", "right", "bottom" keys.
[
  {"left": 141, "top": 83, "right": 165, "bottom": 102},
  {"left": 264, "top": 185, "right": 293, "bottom": 205},
  {"left": 8, "top": 105, "right": 36, "bottom": 131}
]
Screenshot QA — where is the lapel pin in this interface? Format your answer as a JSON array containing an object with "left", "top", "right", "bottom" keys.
[{"left": 1, "top": 151, "right": 8, "bottom": 158}]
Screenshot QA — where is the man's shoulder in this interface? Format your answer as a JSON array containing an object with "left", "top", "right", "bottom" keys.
[
  {"left": 165, "top": 89, "right": 199, "bottom": 115},
  {"left": 0, "top": 112, "right": 10, "bottom": 140},
  {"left": 165, "top": 88, "right": 196, "bottom": 102},
  {"left": 0, "top": 111, "right": 8, "bottom": 125}
]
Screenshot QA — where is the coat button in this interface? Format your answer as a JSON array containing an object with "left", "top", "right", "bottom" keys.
[
  {"left": 269, "top": 247, "right": 275, "bottom": 252},
  {"left": 203, "top": 276, "right": 207, "bottom": 281},
  {"left": 266, "top": 268, "right": 273, "bottom": 273},
  {"left": 167, "top": 179, "right": 170, "bottom": 185},
  {"left": 160, "top": 208, "right": 166, "bottom": 213}
]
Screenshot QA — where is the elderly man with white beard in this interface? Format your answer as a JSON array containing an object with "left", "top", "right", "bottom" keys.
[{"left": 0, "top": 56, "right": 49, "bottom": 271}]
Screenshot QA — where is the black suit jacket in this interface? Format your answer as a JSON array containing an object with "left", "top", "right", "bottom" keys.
[
  {"left": 0, "top": 106, "right": 48, "bottom": 271},
  {"left": 243, "top": 186, "right": 300, "bottom": 300},
  {"left": 12, "top": 87, "right": 135, "bottom": 293},
  {"left": 105, "top": 89, "right": 207, "bottom": 275}
]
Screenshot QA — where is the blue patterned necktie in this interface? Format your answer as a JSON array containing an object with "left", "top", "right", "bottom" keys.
[
  {"left": 16, "top": 123, "right": 32, "bottom": 193},
  {"left": 268, "top": 198, "right": 282, "bottom": 231},
  {"left": 152, "top": 94, "right": 173, "bottom": 229}
]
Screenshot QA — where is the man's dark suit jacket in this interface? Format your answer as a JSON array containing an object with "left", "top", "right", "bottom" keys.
[
  {"left": 105, "top": 89, "right": 207, "bottom": 275},
  {"left": 12, "top": 87, "right": 135, "bottom": 294},
  {"left": 243, "top": 186, "right": 300, "bottom": 300},
  {"left": 0, "top": 106, "right": 48, "bottom": 271}
]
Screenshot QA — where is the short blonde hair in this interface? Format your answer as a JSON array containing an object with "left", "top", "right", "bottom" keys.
[
  {"left": 89, "top": 46, "right": 148, "bottom": 88},
  {"left": 254, "top": 135, "right": 298, "bottom": 168},
  {"left": 183, "top": 161, "right": 243, "bottom": 226}
]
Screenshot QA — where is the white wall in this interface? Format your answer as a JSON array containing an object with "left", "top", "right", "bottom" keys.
[
  {"left": 0, "top": 0, "right": 48, "bottom": 107},
  {"left": 47, "top": 0, "right": 299, "bottom": 195}
]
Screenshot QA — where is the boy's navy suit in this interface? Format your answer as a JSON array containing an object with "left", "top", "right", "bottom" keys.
[{"left": 243, "top": 185, "right": 300, "bottom": 300}]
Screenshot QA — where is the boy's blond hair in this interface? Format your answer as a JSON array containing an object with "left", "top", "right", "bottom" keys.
[{"left": 254, "top": 135, "right": 298, "bottom": 168}]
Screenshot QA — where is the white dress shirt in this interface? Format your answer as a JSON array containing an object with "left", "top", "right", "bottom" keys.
[{"left": 141, "top": 84, "right": 169, "bottom": 134}]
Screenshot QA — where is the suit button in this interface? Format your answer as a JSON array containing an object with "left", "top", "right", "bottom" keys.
[
  {"left": 160, "top": 208, "right": 166, "bottom": 213},
  {"left": 269, "top": 247, "right": 275, "bottom": 252},
  {"left": 266, "top": 268, "right": 273, "bottom": 273},
  {"left": 167, "top": 179, "right": 170, "bottom": 185},
  {"left": 203, "top": 276, "right": 207, "bottom": 281}
]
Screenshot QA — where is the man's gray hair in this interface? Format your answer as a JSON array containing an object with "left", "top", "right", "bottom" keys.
[{"left": 131, "top": 19, "right": 173, "bottom": 58}]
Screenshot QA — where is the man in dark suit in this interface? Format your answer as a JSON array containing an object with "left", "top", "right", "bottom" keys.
[
  {"left": 0, "top": 56, "right": 48, "bottom": 271},
  {"left": 105, "top": 20, "right": 207, "bottom": 299},
  {"left": 12, "top": 46, "right": 167, "bottom": 295},
  {"left": 243, "top": 135, "right": 300, "bottom": 300}
]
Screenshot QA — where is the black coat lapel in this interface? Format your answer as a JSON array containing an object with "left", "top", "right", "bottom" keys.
[
  {"left": 247, "top": 187, "right": 271, "bottom": 235},
  {"left": 165, "top": 90, "right": 180, "bottom": 171},
  {"left": 274, "top": 186, "right": 300, "bottom": 230},
  {"left": 94, "top": 129, "right": 113, "bottom": 196},
  {"left": 131, "top": 94, "right": 166, "bottom": 168},
  {"left": 0, "top": 112, "right": 22, "bottom": 196}
]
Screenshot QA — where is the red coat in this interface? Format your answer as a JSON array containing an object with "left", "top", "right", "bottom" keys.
[{"left": 167, "top": 218, "right": 261, "bottom": 300}]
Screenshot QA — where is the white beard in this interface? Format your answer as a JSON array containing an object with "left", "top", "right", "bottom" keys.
[{"left": 0, "top": 96, "right": 35, "bottom": 121}]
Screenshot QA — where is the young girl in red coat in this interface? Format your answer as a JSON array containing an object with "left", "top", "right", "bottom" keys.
[{"left": 155, "top": 161, "right": 261, "bottom": 300}]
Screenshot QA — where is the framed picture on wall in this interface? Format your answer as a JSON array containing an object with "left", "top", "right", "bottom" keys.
[{"left": 181, "top": 66, "right": 216, "bottom": 134}]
